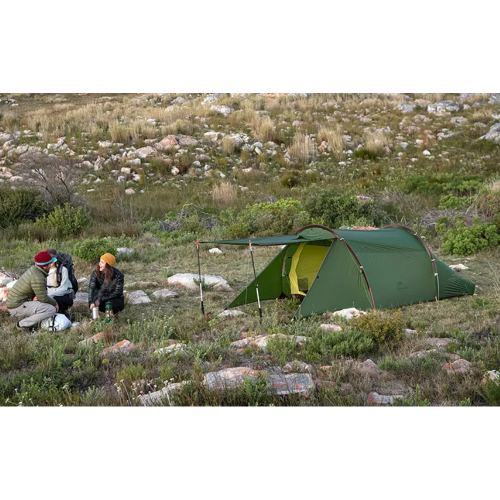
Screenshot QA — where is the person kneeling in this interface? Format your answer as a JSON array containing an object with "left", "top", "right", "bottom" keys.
[
  {"left": 6, "top": 252, "right": 59, "bottom": 331},
  {"left": 88, "top": 253, "right": 124, "bottom": 319}
]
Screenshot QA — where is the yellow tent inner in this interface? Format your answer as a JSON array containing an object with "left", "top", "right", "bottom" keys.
[{"left": 289, "top": 243, "right": 330, "bottom": 296}]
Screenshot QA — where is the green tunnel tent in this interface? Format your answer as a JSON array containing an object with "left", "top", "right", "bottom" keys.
[{"left": 202, "top": 225, "right": 476, "bottom": 319}]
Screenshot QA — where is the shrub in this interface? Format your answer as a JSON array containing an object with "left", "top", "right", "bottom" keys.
[
  {"left": 74, "top": 238, "right": 117, "bottom": 263},
  {"left": 438, "top": 217, "right": 500, "bottom": 256},
  {"left": 303, "top": 329, "right": 374, "bottom": 363},
  {"left": 34, "top": 203, "right": 91, "bottom": 237},
  {"left": 0, "top": 187, "right": 47, "bottom": 228},
  {"left": 221, "top": 199, "right": 309, "bottom": 238},
  {"left": 350, "top": 310, "right": 405, "bottom": 344},
  {"left": 306, "top": 189, "right": 389, "bottom": 228},
  {"left": 481, "top": 379, "right": 500, "bottom": 406},
  {"left": 404, "top": 174, "right": 484, "bottom": 196}
]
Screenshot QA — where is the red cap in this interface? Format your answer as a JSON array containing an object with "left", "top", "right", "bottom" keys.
[{"left": 34, "top": 251, "right": 55, "bottom": 267}]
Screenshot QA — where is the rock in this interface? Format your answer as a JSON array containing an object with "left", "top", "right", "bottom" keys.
[
  {"left": 171, "top": 167, "right": 180, "bottom": 176},
  {"left": 428, "top": 101, "right": 460, "bottom": 115},
  {"left": 156, "top": 135, "right": 178, "bottom": 150},
  {"left": 489, "top": 94, "right": 500, "bottom": 105},
  {"left": 178, "top": 137, "right": 198, "bottom": 147},
  {"left": 211, "top": 105, "right": 235, "bottom": 115},
  {"left": 482, "top": 370, "right": 500, "bottom": 385},
  {"left": 80, "top": 329, "right": 113, "bottom": 346},
  {"left": 125, "top": 188, "right": 136, "bottom": 195},
  {"left": 102, "top": 340, "right": 134, "bottom": 356},
  {"left": 139, "top": 382, "right": 188, "bottom": 406},
  {"left": 359, "top": 359, "right": 381, "bottom": 377},
  {"left": 366, "top": 392, "right": 400, "bottom": 406},
  {"left": 480, "top": 122, "right": 500, "bottom": 145},
  {"left": 443, "top": 359, "right": 471, "bottom": 374},
  {"left": 155, "top": 343, "right": 185, "bottom": 355},
  {"left": 397, "top": 103, "right": 414, "bottom": 113},
  {"left": 209, "top": 248, "right": 223, "bottom": 254},
  {"left": 204, "top": 367, "right": 260, "bottom": 391},
  {"left": 328, "top": 308, "right": 366, "bottom": 320},
  {"left": 282, "top": 361, "right": 313, "bottom": 374},
  {"left": 73, "top": 292, "right": 89, "bottom": 304},
  {"left": 0, "top": 277, "right": 14, "bottom": 287},
  {"left": 0, "top": 133, "right": 12, "bottom": 145},
  {"left": 117, "top": 247, "right": 135, "bottom": 256},
  {"left": 127, "top": 291, "right": 152, "bottom": 305},
  {"left": 202, "top": 94, "right": 220, "bottom": 105},
  {"left": 320, "top": 324, "right": 343, "bottom": 332},
  {"left": 426, "top": 338, "right": 452, "bottom": 348},
  {"left": 153, "top": 289, "right": 179, "bottom": 300},
  {"left": 449, "top": 264, "right": 469, "bottom": 271},
  {"left": 127, "top": 159, "right": 141, "bottom": 167},
  {"left": 267, "top": 373, "right": 315, "bottom": 397},
  {"left": 127, "top": 281, "right": 159, "bottom": 288},
  {"left": 230, "top": 334, "right": 307, "bottom": 352},
  {"left": 405, "top": 329, "right": 418, "bottom": 337},
  {"left": 218, "top": 310, "right": 246, "bottom": 318},
  {"left": 167, "top": 273, "right": 231, "bottom": 291},
  {"left": 135, "top": 146, "right": 156, "bottom": 159}
]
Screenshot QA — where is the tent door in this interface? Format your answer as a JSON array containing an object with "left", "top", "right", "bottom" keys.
[{"left": 289, "top": 242, "right": 331, "bottom": 297}]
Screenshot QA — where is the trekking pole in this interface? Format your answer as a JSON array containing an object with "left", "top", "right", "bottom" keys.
[
  {"left": 249, "top": 240, "right": 263, "bottom": 319},
  {"left": 196, "top": 240, "right": 205, "bottom": 315}
]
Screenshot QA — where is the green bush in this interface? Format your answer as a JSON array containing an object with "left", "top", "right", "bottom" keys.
[
  {"left": 439, "top": 195, "right": 471, "bottom": 210},
  {"left": 34, "top": 203, "right": 91, "bottom": 237},
  {"left": 0, "top": 187, "right": 47, "bottom": 228},
  {"left": 306, "top": 189, "right": 390, "bottom": 229},
  {"left": 303, "top": 329, "right": 374, "bottom": 363},
  {"left": 221, "top": 199, "right": 309, "bottom": 238},
  {"left": 350, "top": 310, "right": 405, "bottom": 344},
  {"left": 481, "top": 379, "right": 500, "bottom": 406},
  {"left": 404, "top": 174, "right": 483, "bottom": 196},
  {"left": 74, "top": 238, "right": 117, "bottom": 263},
  {"left": 438, "top": 217, "right": 500, "bottom": 256}
]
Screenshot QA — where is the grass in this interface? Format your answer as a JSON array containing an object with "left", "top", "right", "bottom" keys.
[{"left": 1, "top": 92, "right": 500, "bottom": 406}]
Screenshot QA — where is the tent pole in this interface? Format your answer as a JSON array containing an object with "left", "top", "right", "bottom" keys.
[
  {"left": 196, "top": 240, "right": 205, "bottom": 315},
  {"left": 249, "top": 240, "right": 263, "bottom": 319}
]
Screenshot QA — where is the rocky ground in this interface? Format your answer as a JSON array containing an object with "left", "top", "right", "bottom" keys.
[{"left": 1, "top": 93, "right": 500, "bottom": 406}]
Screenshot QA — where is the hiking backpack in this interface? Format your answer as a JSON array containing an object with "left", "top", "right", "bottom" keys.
[{"left": 56, "top": 252, "right": 79, "bottom": 294}]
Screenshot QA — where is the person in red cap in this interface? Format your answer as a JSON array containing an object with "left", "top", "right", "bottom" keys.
[{"left": 6, "top": 251, "right": 59, "bottom": 331}]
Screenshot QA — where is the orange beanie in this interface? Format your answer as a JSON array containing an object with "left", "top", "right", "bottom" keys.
[{"left": 101, "top": 253, "right": 116, "bottom": 268}]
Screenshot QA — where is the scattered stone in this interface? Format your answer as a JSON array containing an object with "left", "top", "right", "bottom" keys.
[
  {"left": 230, "top": 334, "right": 307, "bottom": 352},
  {"left": 328, "top": 308, "right": 366, "bottom": 320},
  {"left": 155, "top": 343, "right": 185, "bottom": 355},
  {"left": 204, "top": 367, "right": 260, "bottom": 391},
  {"left": 359, "top": 359, "right": 381, "bottom": 377},
  {"left": 480, "top": 122, "right": 500, "bottom": 145},
  {"left": 211, "top": 105, "right": 235, "bottom": 115},
  {"left": 482, "top": 370, "right": 500, "bottom": 385},
  {"left": 0, "top": 277, "right": 14, "bottom": 287},
  {"left": 153, "top": 289, "right": 179, "bottom": 300},
  {"left": 156, "top": 135, "right": 178, "bottom": 150},
  {"left": 117, "top": 247, "right": 135, "bottom": 256},
  {"left": 209, "top": 248, "right": 223, "bottom": 254},
  {"left": 73, "top": 292, "right": 89, "bottom": 304},
  {"left": 267, "top": 372, "right": 315, "bottom": 397},
  {"left": 366, "top": 392, "right": 399, "bottom": 406},
  {"left": 426, "top": 338, "right": 452, "bottom": 348},
  {"left": 127, "top": 291, "right": 152, "bottom": 305},
  {"left": 125, "top": 188, "right": 136, "bottom": 195},
  {"left": 443, "top": 359, "right": 471, "bottom": 374},
  {"left": 397, "top": 103, "right": 414, "bottom": 113},
  {"left": 139, "top": 382, "right": 188, "bottom": 406},
  {"left": 80, "top": 329, "right": 113, "bottom": 346},
  {"left": 405, "top": 329, "right": 418, "bottom": 337},
  {"left": 282, "top": 361, "right": 313, "bottom": 374},
  {"left": 128, "top": 281, "right": 159, "bottom": 288},
  {"left": 449, "top": 264, "right": 469, "bottom": 271},
  {"left": 167, "top": 273, "right": 231, "bottom": 291},
  {"left": 218, "top": 310, "right": 246, "bottom": 318},
  {"left": 319, "top": 324, "right": 343, "bottom": 332},
  {"left": 428, "top": 101, "right": 460, "bottom": 115},
  {"left": 102, "top": 340, "right": 134, "bottom": 356}
]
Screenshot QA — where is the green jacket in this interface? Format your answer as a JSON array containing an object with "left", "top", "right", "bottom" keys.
[{"left": 6, "top": 265, "right": 57, "bottom": 309}]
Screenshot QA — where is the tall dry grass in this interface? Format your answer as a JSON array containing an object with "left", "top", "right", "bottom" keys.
[
  {"left": 212, "top": 182, "right": 238, "bottom": 208},
  {"left": 363, "top": 130, "right": 390, "bottom": 154},
  {"left": 317, "top": 125, "right": 345, "bottom": 158},
  {"left": 289, "top": 132, "right": 316, "bottom": 163},
  {"left": 251, "top": 115, "right": 277, "bottom": 142}
]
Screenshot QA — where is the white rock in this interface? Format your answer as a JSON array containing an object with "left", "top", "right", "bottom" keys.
[
  {"left": 127, "top": 291, "right": 152, "bottom": 305},
  {"left": 320, "top": 324, "right": 343, "bottom": 332},
  {"left": 218, "top": 310, "right": 246, "bottom": 318},
  {"left": 125, "top": 188, "right": 136, "bottom": 195},
  {"left": 139, "top": 382, "right": 188, "bottom": 406},
  {"left": 167, "top": 273, "right": 231, "bottom": 291},
  {"left": 449, "top": 264, "right": 469, "bottom": 271},
  {"left": 153, "top": 289, "right": 179, "bottom": 300},
  {"left": 155, "top": 343, "right": 185, "bottom": 355},
  {"left": 0, "top": 277, "right": 14, "bottom": 287},
  {"left": 329, "top": 308, "right": 366, "bottom": 320},
  {"left": 135, "top": 146, "right": 156, "bottom": 159},
  {"left": 117, "top": 247, "right": 135, "bottom": 256},
  {"left": 211, "top": 105, "right": 235, "bottom": 115},
  {"left": 209, "top": 248, "right": 223, "bottom": 254}
]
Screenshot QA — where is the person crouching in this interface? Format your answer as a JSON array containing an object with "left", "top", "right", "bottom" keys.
[
  {"left": 88, "top": 253, "right": 124, "bottom": 319},
  {"left": 6, "top": 251, "right": 59, "bottom": 331},
  {"left": 46, "top": 249, "right": 74, "bottom": 318}
]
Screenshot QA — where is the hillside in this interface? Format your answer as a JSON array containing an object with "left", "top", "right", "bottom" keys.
[{"left": 1, "top": 92, "right": 500, "bottom": 406}]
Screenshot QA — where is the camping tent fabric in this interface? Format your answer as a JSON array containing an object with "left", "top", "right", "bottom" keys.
[{"left": 211, "top": 226, "right": 476, "bottom": 318}]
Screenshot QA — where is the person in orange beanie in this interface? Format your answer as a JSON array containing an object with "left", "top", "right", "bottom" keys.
[{"left": 88, "top": 253, "right": 124, "bottom": 319}]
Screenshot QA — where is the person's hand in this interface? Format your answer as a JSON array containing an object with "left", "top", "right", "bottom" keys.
[
  {"left": 33, "top": 297, "right": 38, "bottom": 302},
  {"left": 55, "top": 303, "right": 59, "bottom": 313},
  {"left": 95, "top": 300, "right": 100, "bottom": 307}
]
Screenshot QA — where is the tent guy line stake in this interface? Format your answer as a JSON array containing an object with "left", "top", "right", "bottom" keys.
[
  {"left": 249, "top": 240, "right": 263, "bottom": 319},
  {"left": 196, "top": 240, "right": 205, "bottom": 316}
]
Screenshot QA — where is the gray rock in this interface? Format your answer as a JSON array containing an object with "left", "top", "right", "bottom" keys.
[
  {"left": 135, "top": 146, "right": 156, "bottom": 159},
  {"left": 489, "top": 94, "right": 500, "bottom": 104},
  {"left": 397, "top": 103, "right": 414, "bottom": 113},
  {"left": 204, "top": 367, "right": 260, "bottom": 391},
  {"left": 267, "top": 373, "right": 315, "bottom": 396},
  {"left": 218, "top": 310, "right": 246, "bottom": 318},
  {"left": 480, "top": 122, "right": 500, "bottom": 145},
  {"left": 211, "top": 105, "right": 235, "bottom": 115},
  {"left": 117, "top": 247, "right": 135, "bottom": 256},
  {"left": 139, "top": 382, "right": 188, "bottom": 406},
  {"left": 153, "top": 289, "right": 179, "bottom": 300},
  {"left": 167, "top": 273, "right": 231, "bottom": 291},
  {"left": 282, "top": 361, "right": 313, "bottom": 374},
  {"left": 127, "top": 290, "right": 152, "bottom": 305},
  {"left": 73, "top": 292, "right": 89, "bottom": 304},
  {"left": 428, "top": 101, "right": 460, "bottom": 115}
]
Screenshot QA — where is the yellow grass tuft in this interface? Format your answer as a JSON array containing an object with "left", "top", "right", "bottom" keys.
[
  {"left": 317, "top": 125, "right": 345, "bottom": 158},
  {"left": 289, "top": 132, "right": 316, "bottom": 163},
  {"left": 212, "top": 182, "right": 238, "bottom": 208}
]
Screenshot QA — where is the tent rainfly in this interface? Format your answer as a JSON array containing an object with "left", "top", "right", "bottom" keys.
[{"left": 202, "top": 225, "right": 476, "bottom": 320}]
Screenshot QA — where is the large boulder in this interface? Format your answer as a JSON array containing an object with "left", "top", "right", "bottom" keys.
[
  {"left": 127, "top": 291, "right": 152, "bottom": 305},
  {"left": 267, "top": 372, "right": 315, "bottom": 397},
  {"left": 156, "top": 136, "right": 178, "bottom": 150},
  {"left": 428, "top": 101, "right": 460, "bottom": 115},
  {"left": 135, "top": 146, "right": 156, "bottom": 159},
  {"left": 139, "top": 382, "right": 188, "bottom": 406},
  {"left": 153, "top": 289, "right": 179, "bottom": 300},
  {"left": 204, "top": 367, "right": 260, "bottom": 391},
  {"left": 480, "top": 122, "right": 500, "bottom": 145}
]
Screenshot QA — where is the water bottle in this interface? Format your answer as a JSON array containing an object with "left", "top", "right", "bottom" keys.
[
  {"left": 91, "top": 305, "right": 99, "bottom": 321},
  {"left": 105, "top": 302, "right": 113, "bottom": 323}
]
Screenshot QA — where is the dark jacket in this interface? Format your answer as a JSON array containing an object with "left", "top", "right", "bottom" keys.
[
  {"left": 6, "top": 266, "right": 57, "bottom": 309},
  {"left": 88, "top": 268, "right": 124, "bottom": 305}
]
